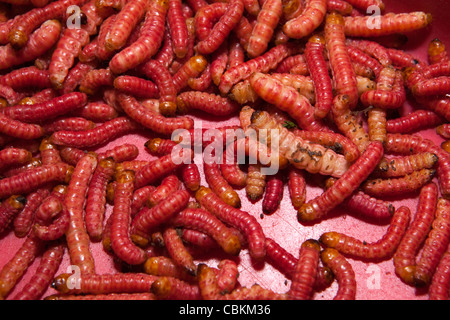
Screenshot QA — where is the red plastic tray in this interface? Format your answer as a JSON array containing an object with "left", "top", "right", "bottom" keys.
[{"left": 1, "top": 0, "right": 449, "bottom": 300}]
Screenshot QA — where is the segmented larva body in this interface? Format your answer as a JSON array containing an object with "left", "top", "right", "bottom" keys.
[
  {"left": 59, "top": 147, "right": 86, "bottom": 166},
  {"left": 367, "top": 107, "right": 387, "bottom": 145},
  {"left": 343, "top": 189, "right": 394, "bottom": 220},
  {"left": 249, "top": 110, "right": 350, "bottom": 177},
  {"left": 79, "top": 68, "right": 114, "bottom": 95},
  {"left": 46, "top": 292, "right": 156, "bottom": 300},
  {"left": 393, "top": 182, "right": 438, "bottom": 286},
  {"left": 2, "top": 157, "right": 42, "bottom": 178},
  {"left": 93, "top": 14, "right": 117, "bottom": 61},
  {"left": 195, "top": 0, "right": 244, "bottom": 55},
  {"left": 139, "top": 60, "right": 178, "bottom": 116},
  {"left": 347, "top": 45, "right": 382, "bottom": 79},
  {"left": 179, "top": 228, "right": 222, "bottom": 250},
  {"left": 293, "top": 129, "right": 360, "bottom": 163},
  {"left": 170, "top": 208, "right": 242, "bottom": 256},
  {"left": 362, "top": 71, "right": 406, "bottom": 109},
  {"left": 75, "top": 102, "right": 118, "bottom": 122},
  {"left": 326, "top": 0, "right": 353, "bottom": 15},
  {"left": 265, "top": 237, "right": 297, "bottom": 278},
  {"left": 204, "top": 161, "right": 241, "bottom": 208},
  {"left": 0, "top": 148, "right": 32, "bottom": 172},
  {"left": 0, "top": 195, "right": 27, "bottom": 234},
  {"left": 150, "top": 275, "right": 202, "bottom": 299},
  {"left": 287, "top": 239, "right": 321, "bottom": 300},
  {"left": 269, "top": 73, "right": 316, "bottom": 104},
  {"left": 144, "top": 138, "right": 178, "bottom": 157},
  {"left": 0, "top": 111, "right": 44, "bottom": 141},
  {"left": 215, "top": 259, "right": 239, "bottom": 294},
  {"left": 109, "top": 0, "right": 168, "bottom": 74},
  {"left": 227, "top": 38, "right": 245, "bottom": 68},
  {"left": 0, "top": 83, "right": 24, "bottom": 106},
  {"left": 131, "top": 189, "right": 190, "bottom": 243},
  {"left": 287, "top": 168, "right": 306, "bottom": 210},
  {"left": 34, "top": 191, "right": 64, "bottom": 223},
  {"left": 344, "top": 11, "right": 432, "bottom": 37},
  {"left": 428, "top": 250, "right": 450, "bottom": 300},
  {"left": 2, "top": 92, "right": 87, "bottom": 124},
  {"left": 428, "top": 38, "right": 449, "bottom": 65},
  {"left": 362, "top": 169, "right": 436, "bottom": 198},
  {"left": 49, "top": 27, "right": 90, "bottom": 89},
  {"left": 197, "top": 264, "right": 287, "bottom": 300},
  {"left": 262, "top": 173, "right": 284, "bottom": 215},
  {"left": 414, "top": 197, "right": 450, "bottom": 287},
  {"left": 283, "top": 0, "right": 327, "bottom": 39},
  {"left": 344, "top": 0, "right": 384, "bottom": 11},
  {"left": 331, "top": 94, "right": 370, "bottom": 154},
  {"left": 104, "top": 0, "right": 147, "bottom": 51},
  {"left": 219, "top": 43, "right": 297, "bottom": 94},
  {"left": 11, "top": 241, "right": 64, "bottom": 300},
  {"left": 386, "top": 110, "right": 443, "bottom": 134},
  {"left": 325, "top": 12, "right": 359, "bottom": 108},
  {"left": 0, "top": 235, "right": 43, "bottom": 298},
  {"left": 0, "top": 66, "right": 51, "bottom": 90},
  {"left": 49, "top": 117, "right": 139, "bottom": 148},
  {"left": 246, "top": 0, "right": 282, "bottom": 58},
  {"left": 0, "top": 163, "right": 72, "bottom": 200},
  {"left": 387, "top": 48, "right": 425, "bottom": 69},
  {"left": 168, "top": 0, "right": 188, "bottom": 58},
  {"left": 62, "top": 61, "right": 96, "bottom": 94},
  {"left": 246, "top": 164, "right": 266, "bottom": 201},
  {"left": 51, "top": 272, "right": 159, "bottom": 295},
  {"left": 249, "top": 72, "right": 328, "bottom": 132},
  {"left": 210, "top": 41, "right": 229, "bottom": 86},
  {"left": 386, "top": 133, "right": 450, "bottom": 199},
  {"left": 134, "top": 148, "right": 192, "bottom": 189},
  {"left": 305, "top": 34, "right": 333, "bottom": 119},
  {"left": 42, "top": 116, "right": 95, "bottom": 135},
  {"left": 33, "top": 205, "right": 70, "bottom": 241},
  {"left": 411, "top": 76, "right": 450, "bottom": 98},
  {"left": 116, "top": 94, "right": 194, "bottom": 136},
  {"left": 298, "top": 141, "right": 383, "bottom": 223},
  {"left": 320, "top": 206, "right": 411, "bottom": 260},
  {"left": 3, "top": 17, "right": 61, "bottom": 67},
  {"left": 274, "top": 54, "right": 306, "bottom": 73},
  {"left": 147, "top": 174, "right": 180, "bottom": 207},
  {"left": 110, "top": 170, "right": 147, "bottom": 265},
  {"left": 320, "top": 248, "right": 356, "bottom": 300},
  {"left": 85, "top": 157, "right": 116, "bottom": 241},
  {"left": 130, "top": 185, "right": 156, "bottom": 217},
  {"left": 194, "top": 2, "right": 228, "bottom": 42},
  {"left": 38, "top": 139, "right": 59, "bottom": 166},
  {"left": 242, "top": 0, "right": 260, "bottom": 16},
  {"left": 220, "top": 150, "right": 247, "bottom": 188},
  {"left": 195, "top": 186, "right": 266, "bottom": 260},
  {"left": 177, "top": 91, "right": 239, "bottom": 116},
  {"left": 64, "top": 152, "right": 97, "bottom": 275},
  {"left": 13, "top": 188, "right": 49, "bottom": 238},
  {"left": 374, "top": 153, "right": 439, "bottom": 178},
  {"left": 144, "top": 256, "right": 195, "bottom": 281},
  {"left": 346, "top": 39, "right": 391, "bottom": 67},
  {"left": 98, "top": 144, "right": 139, "bottom": 162},
  {"left": 113, "top": 76, "right": 159, "bottom": 99},
  {"left": 163, "top": 227, "right": 197, "bottom": 276},
  {"left": 437, "top": 124, "right": 450, "bottom": 140},
  {"left": 79, "top": 37, "right": 99, "bottom": 63}
]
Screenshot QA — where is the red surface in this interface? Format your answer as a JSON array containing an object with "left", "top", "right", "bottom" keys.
[{"left": 1, "top": 0, "right": 450, "bottom": 300}]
